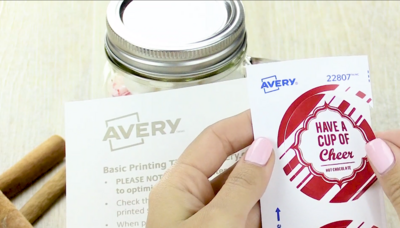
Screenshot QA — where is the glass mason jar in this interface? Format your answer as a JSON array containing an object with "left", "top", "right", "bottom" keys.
[{"left": 103, "top": 1, "right": 266, "bottom": 97}]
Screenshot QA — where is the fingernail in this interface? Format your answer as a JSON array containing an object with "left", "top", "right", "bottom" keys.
[
  {"left": 366, "top": 138, "right": 395, "bottom": 174},
  {"left": 245, "top": 137, "right": 273, "bottom": 166}
]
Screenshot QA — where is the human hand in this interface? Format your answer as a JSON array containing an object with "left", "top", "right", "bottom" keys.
[
  {"left": 146, "top": 110, "right": 274, "bottom": 228},
  {"left": 366, "top": 130, "right": 400, "bottom": 218}
]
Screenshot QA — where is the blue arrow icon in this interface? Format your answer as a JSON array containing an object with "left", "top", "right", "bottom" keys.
[{"left": 275, "top": 208, "right": 281, "bottom": 221}]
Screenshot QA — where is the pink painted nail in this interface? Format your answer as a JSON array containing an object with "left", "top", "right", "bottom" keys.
[
  {"left": 366, "top": 138, "right": 395, "bottom": 174},
  {"left": 245, "top": 137, "right": 273, "bottom": 166}
]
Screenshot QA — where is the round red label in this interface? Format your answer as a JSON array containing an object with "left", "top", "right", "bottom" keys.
[
  {"left": 277, "top": 85, "right": 376, "bottom": 203},
  {"left": 321, "top": 220, "right": 378, "bottom": 228}
]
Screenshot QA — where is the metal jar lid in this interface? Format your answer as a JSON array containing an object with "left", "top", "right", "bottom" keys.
[{"left": 105, "top": 0, "right": 247, "bottom": 81}]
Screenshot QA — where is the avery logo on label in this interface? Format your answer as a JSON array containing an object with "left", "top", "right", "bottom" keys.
[
  {"left": 102, "top": 112, "right": 181, "bottom": 152},
  {"left": 261, "top": 75, "right": 296, "bottom": 94}
]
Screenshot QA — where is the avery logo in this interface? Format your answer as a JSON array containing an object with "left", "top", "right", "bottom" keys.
[
  {"left": 261, "top": 75, "right": 297, "bottom": 94},
  {"left": 102, "top": 112, "right": 181, "bottom": 152}
]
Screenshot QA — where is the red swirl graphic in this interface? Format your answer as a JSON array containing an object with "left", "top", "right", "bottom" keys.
[{"left": 277, "top": 84, "right": 339, "bottom": 147}]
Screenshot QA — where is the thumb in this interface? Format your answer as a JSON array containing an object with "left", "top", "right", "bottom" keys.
[
  {"left": 366, "top": 137, "right": 400, "bottom": 216},
  {"left": 205, "top": 138, "right": 274, "bottom": 221}
]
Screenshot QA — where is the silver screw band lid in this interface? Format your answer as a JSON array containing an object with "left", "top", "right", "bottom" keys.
[{"left": 105, "top": 0, "right": 246, "bottom": 79}]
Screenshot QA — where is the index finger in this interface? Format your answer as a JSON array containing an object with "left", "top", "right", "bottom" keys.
[{"left": 176, "top": 110, "right": 254, "bottom": 178}]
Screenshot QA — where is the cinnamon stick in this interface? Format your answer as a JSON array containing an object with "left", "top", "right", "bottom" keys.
[
  {"left": 0, "top": 191, "right": 33, "bottom": 228},
  {"left": 20, "top": 165, "right": 66, "bottom": 224},
  {"left": 0, "top": 135, "right": 65, "bottom": 198}
]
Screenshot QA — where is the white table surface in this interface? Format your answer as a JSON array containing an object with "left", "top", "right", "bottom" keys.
[{"left": 0, "top": 1, "right": 399, "bottom": 227}]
